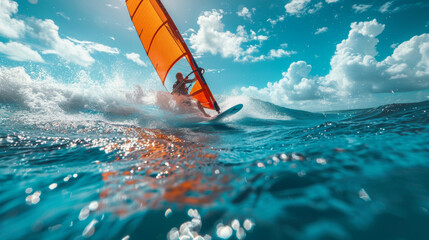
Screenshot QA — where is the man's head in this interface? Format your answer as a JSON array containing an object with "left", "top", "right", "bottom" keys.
[{"left": 176, "top": 72, "right": 184, "bottom": 81}]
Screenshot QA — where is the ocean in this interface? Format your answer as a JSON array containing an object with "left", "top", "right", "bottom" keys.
[{"left": 1, "top": 67, "right": 429, "bottom": 240}]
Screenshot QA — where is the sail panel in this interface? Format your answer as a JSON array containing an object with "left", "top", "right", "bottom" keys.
[
  {"left": 126, "top": 0, "right": 142, "bottom": 16},
  {"left": 189, "top": 81, "right": 213, "bottom": 109},
  {"left": 147, "top": 26, "right": 186, "bottom": 82},
  {"left": 134, "top": 1, "right": 163, "bottom": 45}
]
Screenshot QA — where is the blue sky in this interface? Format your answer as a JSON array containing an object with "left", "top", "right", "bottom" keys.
[{"left": 0, "top": 0, "right": 428, "bottom": 111}]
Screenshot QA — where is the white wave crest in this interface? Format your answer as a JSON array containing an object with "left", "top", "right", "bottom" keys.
[{"left": 0, "top": 66, "right": 156, "bottom": 114}]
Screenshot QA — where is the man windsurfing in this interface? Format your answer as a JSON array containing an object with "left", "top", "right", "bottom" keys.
[{"left": 172, "top": 72, "right": 211, "bottom": 118}]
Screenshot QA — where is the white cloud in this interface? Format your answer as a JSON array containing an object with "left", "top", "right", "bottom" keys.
[
  {"left": 241, "top": 61, "right": 321, "bottom": 103},
  {"left": 56, "top": 12, "right": 70, "bottom": 21},
  {"left": 0, "top": 0, "right": 119, "bottom": 67},
  {"left": 352, "top": 4, "right": 372, "bottom": 13},
  {"left": 308, "top": 2, "right": 323, "bottom": 14},
  {"left": 325, "top": 19, "right": 386, "bottom": 94},
  {"left": 126, "top": 52, "right": 147, "bottom": 67},
  {"left": 285, "top": 0, "right": 311, "bottom": 16},
  {"left": 326, "top": 19, "right": 429, "bottom": 94},
  {"left": 0, "top": 0, "right": 26, "bottom": 39},
  {"left": 189, "top": 10, "right": 246, "bottom": 60},
  {"left": 189, "top": 10, "right": 293, "bottom": 62},
  {"left": 242, "top": 48, "right": 297, "bottom": 63},
  {"left": 241, "top": 19, "right": 429, "bottom": 105},
  {"left": 67, "top": 38, "right": 120, "bottom": 54},
  {"left": 269, "top": 49, "right": 296, "bottom": 58},
  {"left": 24, "top": 18, "right": 118, "bottom": 66},
  {"left": 0, "top": 41, "right": 44, "bottom": 62},
  {"left": 325, "top": 0, "right": 339, "bottom": 3},
  {"left": 284, "top": 0, "right": 324, "bottom": 16},
  {"left": 379, "top": 1, "right": 393, "bottom": 13},
  {"left": 106, "top": 3, "right": 119, "bottom": 9},
  {"left": 237, "top": 7, "right": 253, "bottom": 20},
  {"left": 26, "top": 18, "right": 95, "bottom": 66},
  {"left": 267, "top": 15, "right": 285, "bottom": 27},
  {"left": 315, "top": 27, "right": 328, "bottom": 35},
  {"left": 206, "top": 68, "right": 225, "bottom": 74}
]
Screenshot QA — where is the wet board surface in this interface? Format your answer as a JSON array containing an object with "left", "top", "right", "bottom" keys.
[{"left": 208, "top": 104, "right": 243, "bottom": 123}]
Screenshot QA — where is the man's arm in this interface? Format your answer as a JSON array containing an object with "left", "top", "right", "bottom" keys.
[{"left": 183, "top": 78, "right": 196, "bottom": 84}]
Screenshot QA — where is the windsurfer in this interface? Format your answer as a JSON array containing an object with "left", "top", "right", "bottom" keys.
[{"left": 172, "top": 72, "right": 211, "bottom": 118}]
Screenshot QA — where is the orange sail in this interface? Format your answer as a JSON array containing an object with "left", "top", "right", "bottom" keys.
[{"left": 125, "top": 0, "right": 220, "bottom": 112}]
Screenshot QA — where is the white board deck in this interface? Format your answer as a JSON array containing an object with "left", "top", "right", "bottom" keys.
[{"left": 207, "top": 104, "right": 243, "bottom": 123}]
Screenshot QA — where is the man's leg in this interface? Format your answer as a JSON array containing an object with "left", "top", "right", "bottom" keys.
[{"left": 197, "top": 102, "right": 211, "bottom": 117}]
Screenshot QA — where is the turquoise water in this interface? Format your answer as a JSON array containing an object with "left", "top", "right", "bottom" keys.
[{"left": 1, "top": 82, "right": 429, "bottom": 240}]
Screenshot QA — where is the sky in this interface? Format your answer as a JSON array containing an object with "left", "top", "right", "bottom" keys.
[{"left": 0, "top": 0, "right": 428, "bottom": 111}]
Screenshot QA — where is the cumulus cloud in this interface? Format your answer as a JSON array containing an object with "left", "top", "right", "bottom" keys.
[
  {"left": 126, "top": 52, "right": 147, "bottom": 67},
  {"left": 241, "top": 19, "right": 429, "bottom": 105},
  {"left": 325, "top": 0, "right": 339, "bottom": 3},
  {"left": 315, "top": 27, "right": 328, "bottom": 35},
  {"left": 0, "top": 41, "right": 44, "bottom": 62},
  {"left": 285, "top": 0, "right": 311, "bottom": 16},
  {"left": 0, "top": 0, "right": 26, "bottom": 38},
  {"left": 241, "top": 61, "right": 321, "bottom": 103},
  {"left": 189, "top": 10, "right": 248, "bottom": 60},
  {"left": 189, "top": 10, "right": 294, "bottom": 62},
  {"left": 352, "top": 4, "right": 372, "bottom": 13},
  {"left": 237, "top": 7, "right": 254, "bottom": 20},
  {"left": 327, "top": 24, "right": 429, "bottom": 94}
]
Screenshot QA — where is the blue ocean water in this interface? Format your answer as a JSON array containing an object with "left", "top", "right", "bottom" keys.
[{"left": 1, "top": 71, "right": 429, "bottom": 239}]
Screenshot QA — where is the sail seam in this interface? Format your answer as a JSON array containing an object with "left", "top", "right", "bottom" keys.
[
  {"left": 162, "top": 53, "right": 186, "bottom": 82},
  {"left": 147, "top": 21, "right": 168, "bottom": 54},
  {"left": 190, "top": 89, "right": 204, "bottom": 96},
  {"left": 131, "top": 0, "right": 145, "bottom": 20}
]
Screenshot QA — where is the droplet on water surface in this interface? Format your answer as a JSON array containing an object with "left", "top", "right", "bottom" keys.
[
  {"left": 165, "top": 208, "right": 172, "bottom": 218},
  {"left": 359, "top": 188, "right": 371, "bottom": 202},
  {"left": 216, "top": 224, "right": 233, "bottom": 239},
  {"left": 88, "top": 201, "right": 99, "bottom": 211},
  {"left": 82, "top": 219, "right": 98, "bottom": 238},
  {"left": 49, "top": 183, "right": 58, "bottom": 190},
  {"left": 243, "top": 219, "right": 254, "bottom": 231},
  {"left": 231, "top": 219, "right": 240, "bottom": 231},
  {"left": 25, "top": 188, "right": 33, "bottom": 194}
]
